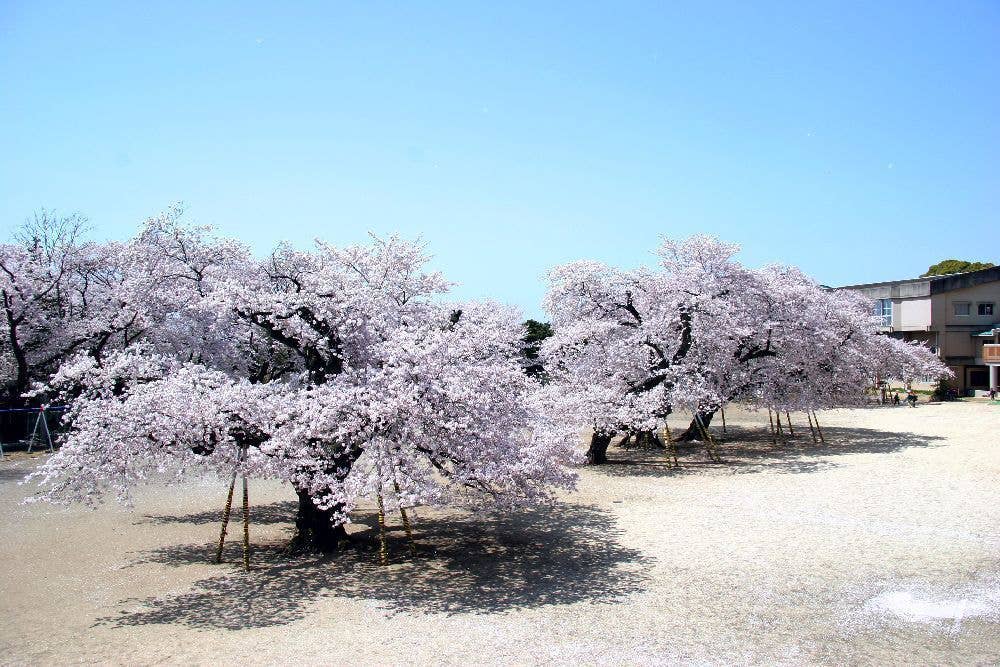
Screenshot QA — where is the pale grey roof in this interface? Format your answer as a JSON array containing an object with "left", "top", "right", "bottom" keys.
[{"left": 837, "top": 265, "right": 1000, "bottom": 295}]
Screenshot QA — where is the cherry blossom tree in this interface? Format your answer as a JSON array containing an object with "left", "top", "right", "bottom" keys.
[
  {"left": 539, "top": 236, "right": 756, "bottom": 462},
  {"left": 540, "top": 235, "right": 950, "bottom": 463},
  {"left": 1, "top": 211, "right": 101, "bottom": 404},
  {"left": 28, "top": 229, "right": 577, "bottom": 554},
  {"left": 0, "top": 207, "right": 248, "bottom": 406}
]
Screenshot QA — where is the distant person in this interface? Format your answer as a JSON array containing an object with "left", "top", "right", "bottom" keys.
[
  {"left": 906, "top": 391, "right": 918, "bottom": 408},
  {"left": 989, "top": 387, "right": 997, "bottom": 401},
  {"left": 892, "top": 392, "right": 900, "bottom": 406}
]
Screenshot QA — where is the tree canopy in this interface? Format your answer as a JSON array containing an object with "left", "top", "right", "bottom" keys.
[
  {"left": 539, "top": 236, "right": 950, "bottom": 463},
  {"left": 15, "top": 213, "right": 578, "bottom": 552}
]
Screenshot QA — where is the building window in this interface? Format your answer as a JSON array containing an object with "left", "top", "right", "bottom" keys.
[
  {"left": 873, "top": 299, "right": 892, "bottom": 327},
  {"left": 978, "top": 303, "right": 994, "bottom": 317},
  {"left": 954, "top": 302, "right": 971, "bottom": 317}
]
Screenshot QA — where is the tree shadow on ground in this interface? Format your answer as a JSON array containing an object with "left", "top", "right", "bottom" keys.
[
  {"left": 140, "top": 500, "right": 298, "bottom": 526},
  {"left": 0, "top": 466, "right": 32, "bottom": 483},
  {"left": 97, "top": 503, "right": 650, "bottom": 630},
  {"left": 595, "top": 425, "right": 946, "bottom": 478}
]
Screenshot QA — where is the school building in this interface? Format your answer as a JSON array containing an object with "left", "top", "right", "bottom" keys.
[{"left": 837, "top": 266, "right": 1000, "bottom": 394}]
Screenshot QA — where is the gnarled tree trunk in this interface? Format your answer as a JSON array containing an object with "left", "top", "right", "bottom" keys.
[
  {"left": 587, "top": 432, "right": 614, "bottom": 464},
  {"left": 619, "top": 430, "right": 665, "bottom": 450},
  {"left": 286, "top": 491, "right": 347, "bottom": 554},
  {"left": 673, "top": 409, "right": 718, "bottom": 443},
  {"left": 635, "top": 430, "right": 664, "bottom": 449}
]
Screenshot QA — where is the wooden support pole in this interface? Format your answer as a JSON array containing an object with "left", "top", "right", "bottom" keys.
[
  {"left": 812, "top": 410, "right": 825, "bottom": 444},
  {"left": 720, "top": 406, "right": 727, "bottom": 435},
  {"left": 376, "top": 492, "right": 389, "bottom": 566},
  {"left": 785, "top": 412, "right": 794, "bottom": 437},
  {"left": 767, "top": 408, "right": 777, "bottom": 444},
  {"left": 393, "top": 480, "right": 416, "bottom": 557},
  {"left": 241, "top": 474, "right": 250, "bottom": 572},
  {"left": 806, "top": 411, "right": 818, "bottom": 443},
  {"left": 399, "top": 507, "right": 416, "bottom": 557},
  {"left": 695, "top": 415, "right": 711, "bottom": 461},
  {"left": 696, "top": 413, "right": 721, "bottom": 462},
  {"left": 214, "top": 468, "right": 239, "bottom": 564},
  {"left": 709, "top": 427, "right": 722, "bottom": 462},
  {"left": 662, "top": 422, "right": 678, "bottom": 468}
]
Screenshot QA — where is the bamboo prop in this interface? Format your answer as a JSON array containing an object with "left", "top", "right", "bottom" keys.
[
  {"left": 785, "top": 412, "right": 794, "bottom": 437},
  {"left": 720, "top": 407, "right": 727, "bottom": 435},
  {"left": 775, "top": 409, "right": 784, "bottom": 438},
  {"left": 241, "top": 472, "right": 250, "bottom": 572},
  {"left": 767, "top": 408, "right": 777, "bottom": 445},
  {"left": 375, "top": 490, "right": 389, "bottom": 566},
  {"left": 708, "top": 423, "right": 722, "bottom": 462},
  {"left": 806, "top": 411, "right": 818, "bottom": 444},
  {"left": 214, "top": 468, "right": 239, "bottom": 564},
  {"left": 694, "top": 416, "right": 710, "bottom": 460},
  {"left": 398, "top": 506, "right": 416, "bottom": 557},
  {"left": 663, "top": 422, "right": 679, "bottom": 468},
  {"left": 811, "top": 410, "right": 826, "bottom": 444},
  {"left": 392, "top": 479, "right": 417, "bottom": 557},
  {"left": 695, "top": 413, "right": 721, "bottom": 463}
]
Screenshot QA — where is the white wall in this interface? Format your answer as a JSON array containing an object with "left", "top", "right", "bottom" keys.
[{"left": 898, "top": 298, "right": 931, "bottom": 329}]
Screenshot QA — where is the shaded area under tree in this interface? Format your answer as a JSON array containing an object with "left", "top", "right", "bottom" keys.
[
  {"left": 100, "top": 503, "right": 650, "bottom": 629},
  {"left": 593, "top": 425, "right": 946, "bottom": 478}
]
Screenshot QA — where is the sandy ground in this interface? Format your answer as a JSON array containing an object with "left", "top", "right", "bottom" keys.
[{"left": 1, "top": 401, "right": 998, "bottom": 666}]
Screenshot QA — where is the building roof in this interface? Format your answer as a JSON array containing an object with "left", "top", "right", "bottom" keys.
[{"left": 837, "top": 265, "right": 1000, "bottom": 294}]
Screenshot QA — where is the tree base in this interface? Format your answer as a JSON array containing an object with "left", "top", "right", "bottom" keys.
[
  {"left": 671, "top": 427, "right": 703, "bottom": 443},
  {"left": 284, "top": 491, "right": 347, "bottom": 554},
  {"left": 619, "top": 430, "right": 665, "bottom": 450},
  {"left": 672, "top": 410, "right": 718, "bottom": 443},
  {"left": 587, "top": 432, "right": 613, "bottom": 464}
]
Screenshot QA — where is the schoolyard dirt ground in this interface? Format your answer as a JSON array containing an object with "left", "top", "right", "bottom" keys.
[{"left": 1, "top": 401, "right": 998, "bottom": 665}]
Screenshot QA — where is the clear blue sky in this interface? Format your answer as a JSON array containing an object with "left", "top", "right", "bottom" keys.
[{"left": 1, "top": 1, "right": 998, "bottom": 317}]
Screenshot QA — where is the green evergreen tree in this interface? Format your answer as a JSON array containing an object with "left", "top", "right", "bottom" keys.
[
  {"left": 921, "top": 259, "right": 995, "bottom": 277},
  {"left": 522, "top": 319, "right": 553, "bottom": 378}
]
